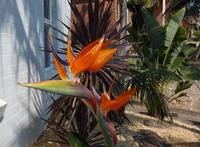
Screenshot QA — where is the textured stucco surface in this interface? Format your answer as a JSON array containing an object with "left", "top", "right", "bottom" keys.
[{"left": 0, "top": 0, "right": 70, "bottom": 146}]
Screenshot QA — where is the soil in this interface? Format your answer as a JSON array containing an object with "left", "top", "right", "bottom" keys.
[
  {"left": 33, "top": 82, "right": 200, "bottom": 147},
  {"left": 33, "top": 109, "right": 200, "bottom": 147},
  {"left": 117, "top": 110, "right": 200, "bottom": 147}
]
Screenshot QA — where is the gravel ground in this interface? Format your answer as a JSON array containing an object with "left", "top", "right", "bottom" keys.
[
  {"left": 33, "top": 81, "right": 200, "bottom": 147},
  {"left": 117, "top": 110, "right": 200, "bottom": 147},
  {"left": 33, "top": 109, "right": 200, "bottom": 147}
]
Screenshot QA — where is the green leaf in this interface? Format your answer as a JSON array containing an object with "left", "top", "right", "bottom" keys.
[
  {"left": 171, "top": 56, "right": 185, "bottom": 69},
  {"left": 169, "top": 41, "right": 185, "bottom": 69},
  {"left": 96, "top": 107, "right": 114, "bottom": 147},
  {"left": 175, "top": 81, "right": 192, "bottom": 94},
  {"left": 182, "top": 45, "right": 196, "bottom": 57},
  {"left": 144, "top": 0, "right": 154, "bottom": 8},
  {"left": 168, "top": 92, "right": 187, "bottom": 103},
  {"left": 174, "top": 26, "right": 188, "bottom": 42},
  {"left": 130, "top": 68, "right": 179, "bottom": 120},
  {"left": 164, "top": 8, "right": 186, "bottom": 48},
  {"left": 163, "top": 8, "right": 186, "bottom": 65},
  {"left": 142, "top": 8, "right": 164, "bottom": 50},
  {"left": 68, "top": 131, "right": 91, "bottom": 147},
  {"left": 19, "top": 80, "right": 93, "bottom": 99},
  {"left": 194, "top": 30, "right": 200, "bottom": 39},
  {"left": 182, "top": 65, "right": 200, "bottom": 80},
  {"left": 169, "top": 41, "right": 196, "bottom": 70}
]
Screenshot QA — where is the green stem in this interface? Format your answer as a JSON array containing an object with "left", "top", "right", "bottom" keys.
[
  {"left": 163, "top": 47, "right": 170, "bottom": 66},
  {"left": 67, "top": 98, "right": 77, "bottom": 129}
]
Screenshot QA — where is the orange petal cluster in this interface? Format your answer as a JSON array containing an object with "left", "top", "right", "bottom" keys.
[
  {"left": 85, "top": 87, "right": 136, "bottom": 145},
  {"left": 84, "top": 88, "right": 136, "bottom": 117},
  {"left": 52, "top": 34, "right": 135, "bottom": 145},
  {"left": 53, "top": 34, "right": 116, "bottom": 79},
  {"left": 100, "top": 88, "right": 137, "bottom": 116},
  {"left": 67, "top": 35, "right": 117, "bottom": 77}
]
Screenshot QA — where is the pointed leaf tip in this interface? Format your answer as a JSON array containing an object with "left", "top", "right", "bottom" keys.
[{"left": 19, "top": 80, "right": 93, "bottom": 99}]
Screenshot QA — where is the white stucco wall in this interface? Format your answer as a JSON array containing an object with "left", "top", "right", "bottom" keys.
[{"left": 0, "top": 0, "right": 70, "bottom": 146}]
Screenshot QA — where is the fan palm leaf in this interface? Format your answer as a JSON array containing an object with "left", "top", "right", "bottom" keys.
[{"left": 129, "top": 68, "right": 179, "bottom": 120}]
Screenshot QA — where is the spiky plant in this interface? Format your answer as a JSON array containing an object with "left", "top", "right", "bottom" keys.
[
  {"left": 39, "top": 0, "right": 133, "bottom": 146},
  {"left": 20, "top": 31, "right": 138, "bottom": 146}
]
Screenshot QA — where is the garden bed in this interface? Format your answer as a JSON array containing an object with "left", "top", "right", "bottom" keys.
[{"left": 33, "top": 110, "right": 200, "bottom": 147}]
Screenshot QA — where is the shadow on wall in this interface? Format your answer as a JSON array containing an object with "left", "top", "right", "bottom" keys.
[{"left": 0, "top": 0, "right": 52, "bottom": 146}]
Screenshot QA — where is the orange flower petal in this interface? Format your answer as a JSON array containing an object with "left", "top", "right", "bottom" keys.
[
  {"left": 77, "top": 37, "right": 104, "bottom": 59},
  {"left": 101, "top": 88, "right": 136, "bottom": 114},
  {"left": 68, "top": 38, "right": 114, "bottom": 76},
  {"left": 53, "top": 53, "right": 68, "bottom": 80},
  {"left": 72, "top": 51, "right": 99, "bottom": 76},
  {"left": 89, "top": 48, "right": 117, "bottom": 72},
  {"left": 72, "top": 39, "right": 104, "bottom": 76},
  {"left": 67, "top": 33, "right": 75, "bottom": 72},
  {"left": 101, "top": 94, "right": 118, "bottom": 114},
  {"left": 114, "top": 88, "right": 137, "bottom": 110}
]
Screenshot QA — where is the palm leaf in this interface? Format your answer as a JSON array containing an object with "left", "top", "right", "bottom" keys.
[
  {"left": 175, "top": 81, "right": 192, "bottom": 94},
  {"left": 130, "top": 68, "right": 179, "bottom": 120}
]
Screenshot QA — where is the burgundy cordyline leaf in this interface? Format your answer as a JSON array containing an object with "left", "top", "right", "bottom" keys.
[
  {"left": 69, "top": 1, "right": 90, "bottom": 45},
  {"left": 58, "top": 20, "right": 85, "bottom": 47},
  {"left": 42, "top": 0, "right": 133, "bottom": 146},
  {"left": 50, "top": 45, "right": 69, "bottom": 66}
]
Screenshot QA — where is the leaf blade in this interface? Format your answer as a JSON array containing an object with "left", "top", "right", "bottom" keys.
[
  {"left": 19, "top": 80, "right": 93, "bottom": 99},
  {"left": 164, "top": 8, "right": 186, "bottom": 48},
  {"left": 68, "top": 131, "right": 91, "bottom": 147},
  {"left": 96, "top": 107, "right": 114, "bottom": 147}
]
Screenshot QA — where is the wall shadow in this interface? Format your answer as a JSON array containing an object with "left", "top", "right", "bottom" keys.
[
  {"left": 0, "top": 0, "right": 47, "bottom": 146},
  {"left": 0, "top": 0, "right": 70, "bottom": 146}
]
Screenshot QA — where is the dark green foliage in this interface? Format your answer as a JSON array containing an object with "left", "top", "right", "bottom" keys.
[
  {"left": 130, "top": 68, "right": 179, "bottom": 120},
  {"left": 127, "top": 0, "right": 159, "bottom": 9},
  {"left": 175, "top": 81, "right": 192, "bottom": 94},
  {"left": 127, "top": 7, "right": 196, "bottom": 119},
  {"left": 182, "top": 65, "right": 200, "bottom": 80},
  {"left": 141, "top": 8, "right": 164, "bottom": 50},
  {"left": 68, "top": 132, "right": 91, "bottom": 147},
  {"left": 96, "top": 108, "right": 114, "bottom": 147},
  {"left": 168, "top": 81, "right": 192, "bottom": 103},
  {"left": 194, "top": 30, "right": 200, "bottom": 40}
]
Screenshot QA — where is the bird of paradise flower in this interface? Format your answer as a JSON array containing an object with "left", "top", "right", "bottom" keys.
[{"left": 19, "top": 34, "right": 136, "bottom": 146}]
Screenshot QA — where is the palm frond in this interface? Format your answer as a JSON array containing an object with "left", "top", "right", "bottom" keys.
[{"left": 129, "top": 68, "right": 179, "bottom": 120}]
